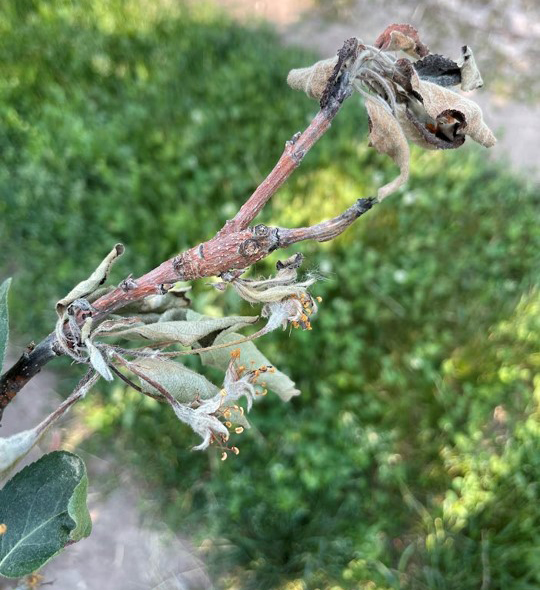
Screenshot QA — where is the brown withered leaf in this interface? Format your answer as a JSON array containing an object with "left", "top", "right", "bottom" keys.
[
  {"left": 413, "top": 54, "right": 461, "bottom": 87},
  {"left": 374, "top": 24, "right": 430, "bottom": 58},
  {"left": 394, "top": 65, "right": 496, "bottom": 149},
  {"left": 458, "top": 45, "right": 483, "bottom": 91},
  {"left": 366, "top": 99, "right": 410, "bottom": 200},
  {"left": 287, "top": 57, "right": 338, "bottom": 100}
]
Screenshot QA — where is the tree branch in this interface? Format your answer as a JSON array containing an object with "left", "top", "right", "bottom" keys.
[{"left": 0, "top": 38, "right": 370, "bottom": 424}]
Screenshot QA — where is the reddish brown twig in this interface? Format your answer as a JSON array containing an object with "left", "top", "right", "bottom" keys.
[{"left": 0, "top": 38, "right": 373, "bottom": 424}]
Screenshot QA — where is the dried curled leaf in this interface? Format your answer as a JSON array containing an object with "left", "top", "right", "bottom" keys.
[
  {"left": 287, "top": 57, "right": 338, "bottom": 100},
  {"left": 131, "top": 357, "right": 219, "bottom": 403},
  {"left": 413, "top": 54, "right": 461, "bottom": 87},
  {"left": 374, "top": 24, "right": 429, "bottom": 58},
  {"left": 56, "top": 244, "right": 124, "bottom": 317},
  {"left": 366, "top": 98, "right": 410, "bottom": 200},
  {"left": 410, "top": 76, "right": 496, "bottom": 147},
  {"left": 393, "top": 61, "right": 496, "bottom": 149},
  {"left": 458, "top": 45, "right": 483, "bottom": 91}
]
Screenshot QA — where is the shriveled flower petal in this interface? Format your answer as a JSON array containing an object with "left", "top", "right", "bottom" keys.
[
  {"left": 287, "top": 57, "right": 338, "bottom": 100},
  {"left": 172, "top": 401, "right": 230, "bottom": 451},
  {"left": 365, "top": 98, "right": 410, "bottom": 200},
  {"left": 374, "top": 24, "right": 430, "bottom": 58}
]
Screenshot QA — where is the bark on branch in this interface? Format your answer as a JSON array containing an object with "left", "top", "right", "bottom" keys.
[{"left": 0, "top": 38, "right": 372, "bottom": 424}]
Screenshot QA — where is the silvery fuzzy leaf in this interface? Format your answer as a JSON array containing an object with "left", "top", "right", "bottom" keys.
[
  {"left": 56, "top": 244, "right": 124, "bottom": 317},
  {"left": 365, "top": 97, "right": 410, "bottom": 200},
  {"left": 130, "top": 358, "right": 219, "bottom": 403},
  {"left": 199, "top": 332, "right": 300, "bottom": 402},
  {"left": 85, "top": 340, "right": 113, "bottom": 381},
  {"left": 0, "top": 429, "right": 41, "bottom": 477},
  {"left": 106, "top": 315, "right": 258, "bottom": 345},
  {"left": 374, "top": 23, "right": 430, "bottom": 58}
]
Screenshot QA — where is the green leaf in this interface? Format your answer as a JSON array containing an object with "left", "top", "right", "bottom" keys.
[
  {"left": 0, "top": 451, "right": 91, "bottom": 578},
  {"left": 131, "top": 358, "right": 220, "bottom": 403},
  {"left": 200, "top": 332, "right": 300, "bottom": 402},
  {"left": 107, "top": 315, "right": 258, "bottom": 346},
  {"left": 0, "top": 278, "right": 11, "bottom": 374}
]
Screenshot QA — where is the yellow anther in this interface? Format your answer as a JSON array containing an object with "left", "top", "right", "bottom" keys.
[
  {"left": 225, "top": 421, "right": 232, "bottom": 428},
  {"left": 220, "top": 389, "right": 227, "bottom": 397},
  {"left": 235, "top": 427, "right": 244, "bottom": 434},
  {"left": 230, "top": 348, "right": 241, "bottom": 359},
  {"left": 261, "top": 388, "right": 268, "bottom": 396},
  {"left": 0, "top": 524, "right": 6, "bottom": 535},
  {"left": 221, "top": 452, "right": 228, "bottom": 461},
  {"left": 223, "top": 409, "right": 231, "bottom": 419},
  {"left": 239, "top": 406, "right": 244, "bottom": 415},
  {"left": 232, "top": 446, "right": 240, "bottom": 455},
  {"left": 316, "top": 296, "right": 323, "bottom": 302}
]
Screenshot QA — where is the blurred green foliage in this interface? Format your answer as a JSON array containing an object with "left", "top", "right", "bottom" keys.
[{"left": 1, "top": 1, "right": 539, "bottom": 589}]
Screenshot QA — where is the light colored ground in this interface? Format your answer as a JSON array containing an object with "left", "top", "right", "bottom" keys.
[{"left": 0, "top": 351, "right": 211, "bottom": 590}]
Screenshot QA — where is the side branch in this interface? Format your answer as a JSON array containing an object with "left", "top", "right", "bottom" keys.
[
  {"left": 0, "top": 38, "right": 366, "bottom": 423},
  {"left": 221, "top": 37, "right": 361, "bottom": 234}
]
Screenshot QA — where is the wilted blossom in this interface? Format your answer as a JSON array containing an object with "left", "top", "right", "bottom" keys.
[
  {"left": 172, "top": 396, "right": 229, "bottom": 451},
  {"left": 287, "top": 23, "right": 496, "bottom": 200},
  {"left": 216, "top": 254, "right": 320, "bottom": 335},
  {"left": 183, "top": 353, "right": 274, "bottom": 450}
]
